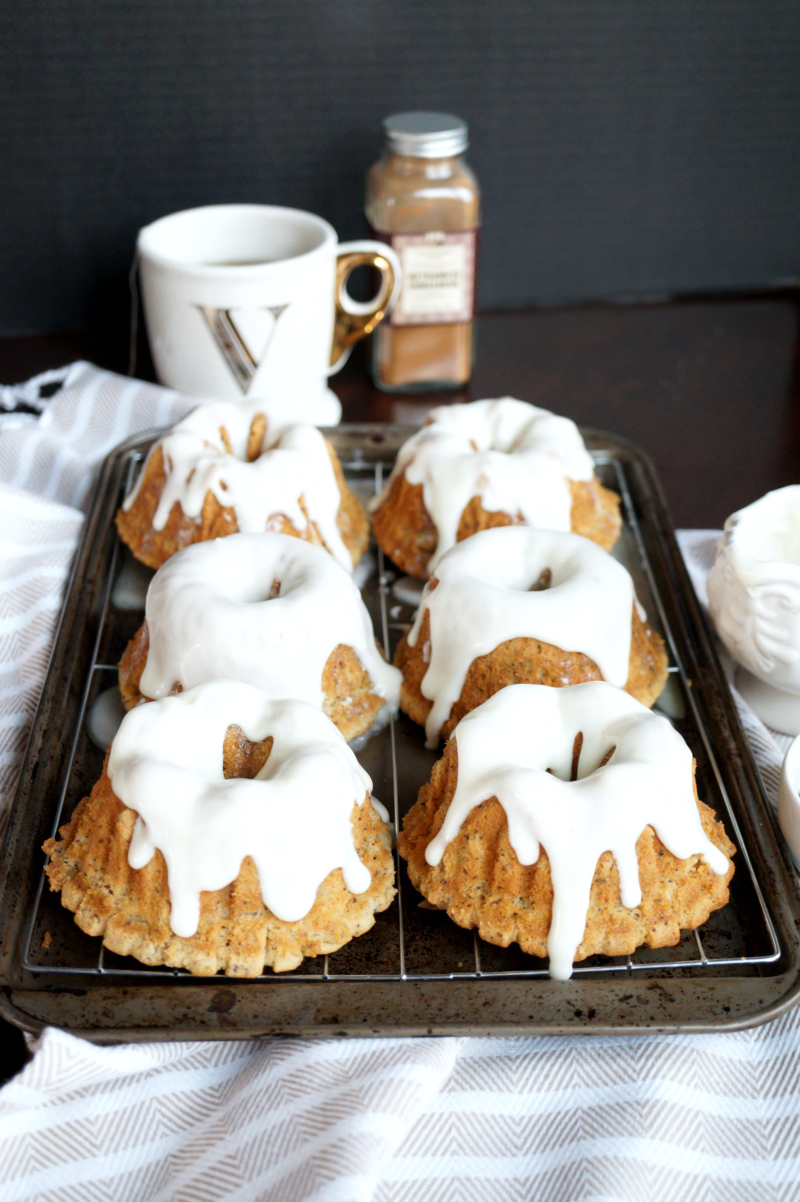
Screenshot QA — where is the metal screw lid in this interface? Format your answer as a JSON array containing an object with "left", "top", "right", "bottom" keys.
[{"left": 383, "top": 111, "right": 468, "bottom": 159}]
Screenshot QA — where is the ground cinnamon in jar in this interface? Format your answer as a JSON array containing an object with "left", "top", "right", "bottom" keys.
[{"left": 366, "top": 112, "right": 480, "bottom": 391}]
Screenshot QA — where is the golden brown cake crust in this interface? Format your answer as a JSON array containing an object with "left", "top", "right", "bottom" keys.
[
  {"left": 371, "top": 474, "right": 622, "bottom": 580},
  {"left": 397, "top": 739, "right": 736, "bottom": 964},
  {"left": 119, "top": 623, "right": 387, "bottom": 744},
  {"left": 44, "top": 731, "right": 396, "bottom": 977},
  {"left": 569, "top": 479, "right": 623, "bottom": 553},
  {"left": 115, "top": 432, "right": 369, "bottom": 570},
  {"left": 395, "top": 598, "right": 669, "bottom": 742}
]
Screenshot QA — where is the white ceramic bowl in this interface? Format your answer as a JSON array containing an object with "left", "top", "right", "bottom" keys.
[{"left": 708, "top": 486, "right": 800, "bottom": 733}]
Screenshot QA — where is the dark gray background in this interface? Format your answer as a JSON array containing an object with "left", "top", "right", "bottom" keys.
[{"left": 3, "top": 0, "right": 800, "bottom": 335}]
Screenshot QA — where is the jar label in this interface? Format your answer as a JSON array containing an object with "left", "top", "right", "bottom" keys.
[{"left": 388, "top": 230, "right": 477, "bottom": 326}]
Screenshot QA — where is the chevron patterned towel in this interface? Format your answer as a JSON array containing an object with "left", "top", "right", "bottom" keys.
[{"left": 0, "top": 365, "right": 799, "bottom": 1202}]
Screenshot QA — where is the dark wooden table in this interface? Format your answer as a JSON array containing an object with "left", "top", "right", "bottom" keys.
[{"left": 0, "top": 293, "right": 798, "bottom": 1077}]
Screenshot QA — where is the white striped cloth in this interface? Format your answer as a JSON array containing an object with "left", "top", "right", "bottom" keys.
[
  {"left": 0, "top": 361, "right": 192, "bottom": 512},
  {"left": 0, "top": 363, "right": 194, "bottom": 840},
  {"left": 0, "top": 363, "right": 799, "bottom": 1202},
  {"left": 0, "top": 488, "right": 83, "bottom": 842}
]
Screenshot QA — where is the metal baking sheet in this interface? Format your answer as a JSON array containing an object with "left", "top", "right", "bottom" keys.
[{"left": 1, "top": 423, "right": 800, "bottom": 1040}]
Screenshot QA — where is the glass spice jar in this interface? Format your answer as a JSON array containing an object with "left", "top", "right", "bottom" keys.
[{"left": 366, "top": 112, "right": 480, "bottom": 391}]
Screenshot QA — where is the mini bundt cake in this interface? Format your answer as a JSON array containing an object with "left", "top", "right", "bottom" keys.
[
  {"left": 394, "top": 526, "right": 668, "bottom": 745},
  {"left": 118, "top": 533, "right": 401, "bottom": 744},
  {"left": 398, "top": 682, "right": 735, "bottom": 980},
  {"left": 116, "top": 397, "right": 368, "bottom": 571},
  {"left": 44, "top": 682, "right": 396, "bottom": 976},
  {"left": 370, "top": 397, "right": 621, "bottom": 579}
]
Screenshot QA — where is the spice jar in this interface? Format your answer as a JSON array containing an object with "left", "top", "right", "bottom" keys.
[{"left": 366, "top": 112, "right": 480, "bottom": 391}]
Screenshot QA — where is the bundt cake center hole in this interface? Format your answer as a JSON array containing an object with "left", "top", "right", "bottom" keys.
[
  {"left": 223, "top": 725, "right": 274, "bottom": 780},
  {"left": 529, "top": 567, "right": 552, "bottom": 592},
  {"left": 596, "top": 744, "right": 616, "bottom": 771},
  {"left": 573, "top": 739, "right": 617, "bottom": 780},
  {"left": 247, "top": 414, "right": 267, "bottom": 461},
  {"left": 266, "top": 578, "right": 281, "bottom": 601},
  {"left": 545, "top": 731, "right": 583, "bottom": 781},
  {"left": 545, "top": 733, "right": 616, "bottom": 781},
  {"left": 571, "top": 731, "right": 583, "bottom": 780}
]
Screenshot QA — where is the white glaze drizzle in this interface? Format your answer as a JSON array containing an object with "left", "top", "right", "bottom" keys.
[
  {"left": 108, "top": 681, "right": 378, "bottom": 937},
  {"left": 425, "top": 682, "right": 730, "bottom": 980},
  {"left": 407, "top": 526, "right": 636, "bottom": 745},
  {"left": 138, "top": 532, "right": 401, "bottom": 717},
  {"left": 370, "top": 398, "right": 595, "bottom": 572},
  {"left": 123, "top": 398, "right": 353, "bottom": 570}
]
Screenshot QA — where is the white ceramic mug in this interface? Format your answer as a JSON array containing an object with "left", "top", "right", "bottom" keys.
[{"left": 137, "top": 204, "right": 400, "bottom": 419}]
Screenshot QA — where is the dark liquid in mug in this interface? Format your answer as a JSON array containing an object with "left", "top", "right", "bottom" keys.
[{"left": 206, "top": 258, "right": 276, "bottom": 266}]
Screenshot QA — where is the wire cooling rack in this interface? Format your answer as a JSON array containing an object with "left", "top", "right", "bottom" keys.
[{"left": 21, "top": 442, "right": 782, "bottom": 989}]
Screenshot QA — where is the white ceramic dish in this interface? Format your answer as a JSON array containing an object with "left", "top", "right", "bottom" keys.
[{"left": 708, "top": 486, "right": 800, "bottom": 735}]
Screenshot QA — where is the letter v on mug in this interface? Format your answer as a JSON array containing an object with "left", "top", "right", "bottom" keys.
[{"left": 137, "top": 204, "right": 401, "bottom": 424}]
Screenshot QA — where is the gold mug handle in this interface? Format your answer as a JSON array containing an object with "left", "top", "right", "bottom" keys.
[{"left": 330, "top": 242, "right": 400, "bottom": 371}]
